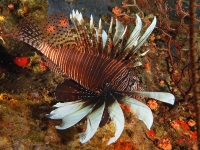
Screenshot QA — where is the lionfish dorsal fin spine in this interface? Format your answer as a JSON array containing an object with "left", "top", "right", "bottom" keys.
[
  {"left": 102, "top": 30, "right": 108, "bottom": 49},
  {"left": 3, "top": 11, "right": 156, "bottom": 64},
  {"left": 109, "top": 19, "right": 124, "bottom": 58},
  {"left": 116, "top": 15, "right": 156, "bottom": 61},
  {"left": 132, "top": 16, "right": 157, "bottom": 53},
  {"left": 70, "top": 12, "right": 86, "bottom": 53},
  {"left": 102, "top": 17, "right": 113, "bottom": 56},
  {"left": 71, "top": 11, "right": 97, "bottom": 54},
  {"left": 114, "top": 15, "right": 142, "bottom": 61},
  {"left": 124, "top": 14, "right": 142, "bottom": 51},
  {"left": 112, "top": 19, "right": 125, "bottom": 46},
  {"left": 112, "top": 26, "right": 127, "bottom": 59},
  {"left": 97, "top": 19, "right": 103, "bottom": 53},
  {"left": 89, "top": 15, "right": 99, "bottom": 54}
]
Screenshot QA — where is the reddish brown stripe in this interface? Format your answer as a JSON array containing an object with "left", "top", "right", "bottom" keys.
[
  {"left": 37, "top": 36, "right": 131, "bottom": 94},
  {"left": 11, "top": 14, "right": 137, "bottom": 95}
]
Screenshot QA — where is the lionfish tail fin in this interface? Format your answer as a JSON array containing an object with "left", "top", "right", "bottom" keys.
[
  {"left": 1, "top": 18, "right": 43, "bottom": 50},
  {"left": 2, "top": 14, "right": 77, "bottom": 49}
]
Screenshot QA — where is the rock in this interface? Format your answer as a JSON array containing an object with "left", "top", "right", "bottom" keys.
[{"left": 0, "top": 135, "right": 13, "bottom": 150}]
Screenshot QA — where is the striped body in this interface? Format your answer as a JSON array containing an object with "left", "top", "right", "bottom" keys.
[
  {"left": 10, "top": 13, "right": 140, "bottom": 97},
  {"left": 39, "top": 44, "right": 132, "bottom": 94}
]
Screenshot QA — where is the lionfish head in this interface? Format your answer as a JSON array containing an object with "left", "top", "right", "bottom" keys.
[{"left": 1, "top": 10, "right": 175, "bottom": 145}]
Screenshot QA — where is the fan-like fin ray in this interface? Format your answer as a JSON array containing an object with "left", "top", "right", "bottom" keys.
[
  {"left": 140, "top": 50, "right": 150, "bottom": 56},
  {"left": 121, "top": 97, "right": 153, "bottom": 129},
  {"left": 102, "top": 30, "right": 108, "bottom": 49},
  {"left": 107, "top": 98, "right": 124, "bottom": 145},
  {"left": 113, "top": 19, "right": 126, "bottom": 46},
  {"left": 8, "top": 18, "right": 43, "bottom": 50},
  {"left": 103, "top": 17, "right": 113, "bottom": 55},
  {"left": 70, "top": 10, "right": 92, "bottom": 53},
  {"left": 56, "top": 79, "right": 99, "bottom": 102},
  {"left": 97, "top": 19, "right": 103, "bottom": 53},
  {"left": 113, "top": 25, "right": 127, "bottom": 58},
  {"left": 132, "top": 16, "right": 157, "bottom": 53},
  {"left": 89, "top": 15, "right": 98, "bottom": 54},
  {"left": 132, "top": 61, "right": 142, "bottom": 68},
  {"left": 46, "top": 100, "right": 87, "bottom": 119},
  {"left": 124, "top": 14, "right": 142, "bottom": 51},
  {"left": 134, "top": 91, "right": 175, "bottom": 104},
  {"left": 116, "top": 15, "right": 156, "bottom": 61},
  {"left": 79, "top": 101, "right": 105, "bottom": 143},
  {"left": 56, "top": 103, "right": 94, "bottom": 129}
]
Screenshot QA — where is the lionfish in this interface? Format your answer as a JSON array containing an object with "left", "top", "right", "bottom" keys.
[{"left": 1, "top": 10, "right": 175, "bottom": 145}]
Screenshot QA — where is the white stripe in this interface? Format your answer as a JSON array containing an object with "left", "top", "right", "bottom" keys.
[
  {"left": 107, "top": 99, "right": 124, "bottom": 145},
  {"left": 121, "top": 97, "right": 153, "bottom": 129}
]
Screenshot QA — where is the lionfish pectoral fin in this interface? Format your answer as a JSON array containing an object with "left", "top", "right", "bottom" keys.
[
  {"left": 121, "top": 97, "right": 153, "bottom": 129},
  {"left": 46, "top": 99, "right": 96, "bottom": 129},
  {"left": 55, "top": 79, "right": 99, "bottom": 102},
  {"left": 55, "top": 103, "right": 94, "bottom": 130},
  {"left": 134, "top": 91, "right": 175, "bottom": 105},
  {"left": 112, "top": 93, "right": 153, "bottom": 129},
  {"left": 107, "top": 99, "right": 125, "bottom": 145},
  {"left": 79, "top": 101, "right": 105, "bottom": 143},
  {"left": 99, "top": 108, "right": 110, "bottom": 127},
  {"left": 46, "top": 100, "right": 87, "bottom": 119}
]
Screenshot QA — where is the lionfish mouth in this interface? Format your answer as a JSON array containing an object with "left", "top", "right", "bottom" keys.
[{"left": 1, "top": 10, "right": 175, "bottom": 145}]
